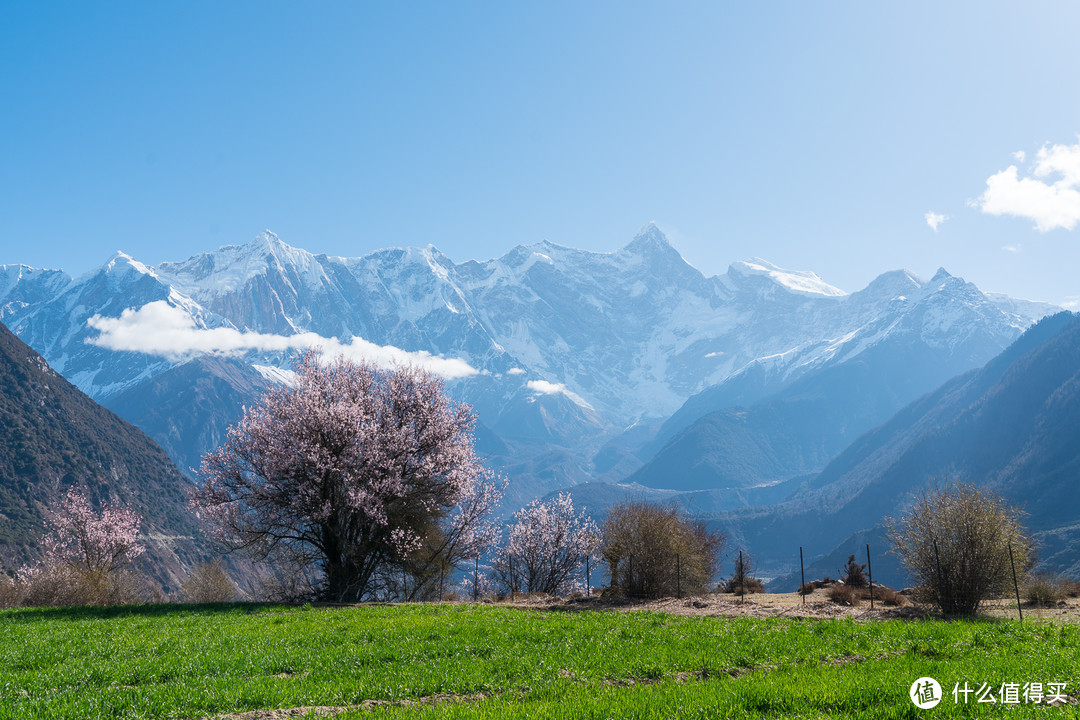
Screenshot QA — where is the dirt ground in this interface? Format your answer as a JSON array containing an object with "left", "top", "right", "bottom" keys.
[{"left": 498, "top": 590, "right": 1080, "bottom": 623}]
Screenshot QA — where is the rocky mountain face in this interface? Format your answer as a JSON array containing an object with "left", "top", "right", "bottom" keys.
[
  {"left": 0, "top": 227, "right": 1058, "bottom": 505},
  {"left": 0, "top": 320, "right": 211, "bottom": 591}
]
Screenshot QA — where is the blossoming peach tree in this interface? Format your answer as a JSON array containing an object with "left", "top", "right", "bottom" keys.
[
  {"left": 37, "top": 486, "right": 144, "bottom": 573},
  {"left": 191, "top": 351, "right": 503, "bottom": 602},
  {"left": 493, "top": 493, "right": 599, "bottom": 596}
]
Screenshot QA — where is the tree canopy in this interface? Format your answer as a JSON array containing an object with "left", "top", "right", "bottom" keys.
[{"left": 192, "top": 351, "right": 501, "bottom": 601}]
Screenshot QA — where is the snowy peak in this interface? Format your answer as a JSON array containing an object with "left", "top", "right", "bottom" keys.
[
  {"left": 622, "top": 223, "right": 673, "bottom": 254},
  {"left": 156, "top": 230, "right": 326, "bottom": 298},
  {"left": 0, "top": 265, "right": 72, "bottom": 310},
  {"left": 727, "top": 258, "right": 847, "bottom": 298},
  {"left": 855, "top": 269, "right": 924, "bottom": 302},
  {"left": 103, "top": 251, "right": 158, "bottom": 279},
  {"left": 1, "top": 226, "right": 1063, "bottom": 434}
]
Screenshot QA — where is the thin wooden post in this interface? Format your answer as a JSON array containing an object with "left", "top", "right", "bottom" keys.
[
  {"left": 510, "top": 556, "right": 515, "bottom": 602},
  {"left": 1009, "top": 542, "right": 1023, "bottom": 621},
  {"left": 474, "top": 557, "right": 479, "bottom": 602},
  {"left": 799, "top": 546, "right": 806, "bottom": 607},
  {"left": 933, "top": 539, "right": 944, "bottom": 612},
  {"left": 739, "top": 550, "right": 744, "bottom": 604},
  {"left": 866, "top": 543, "right": 874, "bottom": 611},
  {"left": 439, "top": 567, "right": 444, "bottom": 602},
  {"left": 628, "top": 554, "right": 634, "bottom": 596},
  {"left": 676, "top": 553, "right": 681, "bottom": 599},
  {"left": 585, "top": 555, "right": 591, "bottom": 597}
]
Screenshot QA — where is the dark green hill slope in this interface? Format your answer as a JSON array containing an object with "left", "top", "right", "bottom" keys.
[{"left": 0, "top": 321, "right": 208, "bottom": 590}]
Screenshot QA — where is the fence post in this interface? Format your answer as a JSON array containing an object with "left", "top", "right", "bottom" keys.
[
  {"left": 510, "top": 556, "right": 515, "bottom": 603},
  {"left": 739, "top": 550, "right": 744, "bottom": 604},
  {"left": 628, "top": 554, "right": 634, "bottom": 597},
  {"left": 402, "top": 566, "right": 408, "bottom": 603},
  {"left": 676, "top": 553, "right": 681, "bottom": 599},
  {"left": 799, "top": 546, "right": 806, "bottom": 607},
  {"left": 586, "top": 555, "right": 591, "bottom": 597},
  {"left": 474, "top": 557, "right": 479, "bottom": 603},
  {"left": 440, "top": 567, "right": 444, "bottom": 602},
  {"left": 933, "top": 538, "right": 945, "bottom": 613},
  {"left": 866, "top": 543, "right": 874, "bottom": 611},
  {"left": 1009, "top": 542, "right": 1023, "bottom": 621}
]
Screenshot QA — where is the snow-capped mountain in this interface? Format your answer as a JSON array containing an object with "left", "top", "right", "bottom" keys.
[{"left": 0, "top": 226, "right": 1058, "bottom": 492}]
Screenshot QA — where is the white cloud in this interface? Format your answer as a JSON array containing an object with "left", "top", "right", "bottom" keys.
[
  {"left": 1013, "top": 150, "right": 1026, "bottom": 163},
  {"left": 977, "top": 139, "right": 1080, "bottom": 231},
  {"left": 506, "top": 367, "right": 526, "bottom": 375},
  {"left": 925, "top": 211, "right": 948, "bottom": 232},
  {"left": 525, "top": 379, "right": 594, "bottom": 410},
  {"left": 526, "top": 379, "right": 570, "bottom": 395},
  {"left": 86, "top": 300, "right": 480, "bottom": 379},
  {"left": 1002, "top": 244, "right": 1022, "bottom": 253}
]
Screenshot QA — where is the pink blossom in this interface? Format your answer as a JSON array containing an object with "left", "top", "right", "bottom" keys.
[
  {"left": 191, "top": 350, "right": 502, "bottom": 601},
  {"left": 36, "top": 487, "right": 144, "bottom": 573},
  {"left": 494, "top": 493, "right": 599, "bottom": 596}
]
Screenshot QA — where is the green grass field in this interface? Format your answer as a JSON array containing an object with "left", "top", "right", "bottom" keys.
[{"left": 1, "top": 602, "right": 1077, "bottom": 719}]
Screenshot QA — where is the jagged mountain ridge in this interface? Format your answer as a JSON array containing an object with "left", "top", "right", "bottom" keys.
[
  {"left": 1, "top": 227, "right": 1053, "bottom": 419},
  {"left": 0, "top": 227, "right": 1059, "bottom": 502}
]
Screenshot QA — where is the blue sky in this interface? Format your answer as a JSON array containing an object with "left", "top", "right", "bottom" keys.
[{"left": 3, "top": 1, "right": 1080, "bottom": 305}]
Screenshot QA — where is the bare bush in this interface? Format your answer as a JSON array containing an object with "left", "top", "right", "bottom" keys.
[
  {"left": 798, "top": 582, "right": 815, "bottom": 597},
  {"left": 827, "top": 584, "right": 858, "bottom": 606},
  {"left": 602, "top": 501, "right": 724, "bottom": 598},
  {"left": 0, "top": 574, "right": 22, "bottom": 608},
  {"left": 874, "top": 586, "right": 907, "bottom": 606},
  {"left": 17, "top": 563, "right": 146, "bottom": 607},
  {"left": 1024, "top": 574, "right": 1067, "bottom": 608},
  {"left": 886, "top": 483, "right": 1033, "bottom": 616},
  {"left": 179, "top": 560, "right": 239, "bottom": 604}
]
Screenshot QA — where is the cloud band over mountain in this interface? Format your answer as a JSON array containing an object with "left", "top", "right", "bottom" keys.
[{"left": 86, "top": 301, "right": 480, "bottom": 379}]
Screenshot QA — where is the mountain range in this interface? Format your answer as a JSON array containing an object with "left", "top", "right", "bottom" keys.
[
  {"left": 720, "top": 311, "right": 1080, "bottom": 589},
  {"left": 1, "top": 227, "right": 1054, "bottom": 485},
  {"left": 1, "top": 226, "right": 1069, "bottom": 584}
]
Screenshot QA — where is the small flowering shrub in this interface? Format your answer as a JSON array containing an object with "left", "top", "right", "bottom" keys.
[
  {"left": 493, "top": 493, "right": 600, "bottom": 596},
  {"left": 16, "top": 487, "right": 146, "bottom": 606}
]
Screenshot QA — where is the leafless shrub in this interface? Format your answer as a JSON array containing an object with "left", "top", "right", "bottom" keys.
[
  {"left": 1024, "top": 574, "right": 1067, "bottom": 608},
  {"left": 870, "top": 586, "right": 906, "bottom": 606},
  {"left": 17, "top": 563, "right": 146, "bottom": 607},
  {"left": 0, "top": 574, "right": 22, "bottom": 608},
  {"left": 602, "top": 501, "right": 725, "bottom": 599},
  {"left": 1060, "top": 578, "right": 1080, "bottom": 598},
  {"left": 179, "top": 560, "right": 239, "bottom": 604},
  {"left": 827, "top": 584, "right": 858, "bottom": 606},
  {"left": 886, "top": 482, "right": 1034, "bottom": 616}
]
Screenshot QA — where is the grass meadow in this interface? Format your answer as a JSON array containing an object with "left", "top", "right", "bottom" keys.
[{"left": 1, "top": 601, "right": 1078, "bottom": 719}]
